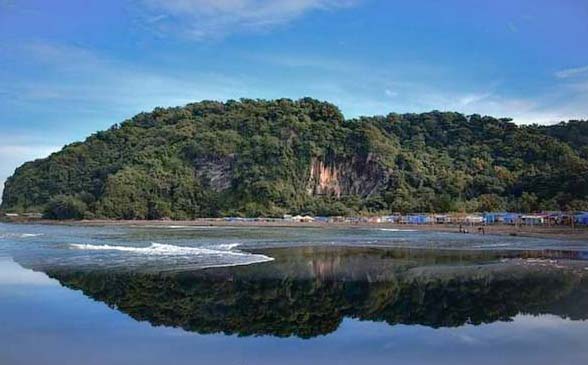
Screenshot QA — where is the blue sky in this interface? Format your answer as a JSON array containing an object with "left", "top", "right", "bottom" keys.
[{"left": 1, "top": 0, "right": 588, "bottom": 197}]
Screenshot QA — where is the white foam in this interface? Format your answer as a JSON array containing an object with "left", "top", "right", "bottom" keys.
[
  {"left": 20, "top": 233, "right": 44, "bottom": 238},
  {"left": 379, "top": 228, "right": 417, "bottom": 232},
  {"left": 0, "top": 233, "right": 44, "bottom": 239},
  {"left": 164, "top": 225, "right": 219, "bottom": 229},
  {"left": 214, "top": 243, "right": 241, "bottom": 251},
  {"left": 69, "top": 242, "right": 239, "bottom": 256},
  {"left": 68, "top": 242, "right": 272, "bottom": 264}
]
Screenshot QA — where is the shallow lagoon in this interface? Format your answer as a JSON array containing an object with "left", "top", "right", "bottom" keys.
[{"left": 1, "top": 222, "right": 588, "bottom": 365}]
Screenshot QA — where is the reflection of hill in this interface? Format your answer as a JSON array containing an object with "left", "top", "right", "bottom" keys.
[{"left": 39, "top": 247, "right": 588, "bottom": 338}]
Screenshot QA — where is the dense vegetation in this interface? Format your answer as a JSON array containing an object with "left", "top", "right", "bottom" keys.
[{"left": 2, "top": 98, "right": 587, "bottom": 219}]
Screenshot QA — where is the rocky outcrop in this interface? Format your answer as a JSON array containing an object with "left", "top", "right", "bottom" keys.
[{"left": 306, "top": 155, "right": 390, "bottom": 197}]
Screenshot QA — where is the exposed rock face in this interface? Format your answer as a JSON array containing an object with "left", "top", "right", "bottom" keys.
[
  {"left": 196, "top": 155, "right": 390, "bottom": 198},
  {"left": 307, "top": 158, "right": 343, "bottom": 197},
  {"left": 306, "top": 156, "right": 390, "bottom": 198}
]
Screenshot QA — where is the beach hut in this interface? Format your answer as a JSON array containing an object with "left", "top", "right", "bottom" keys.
[
  {"left": 484, "top": 212, "right": 507, "bottom": 224},
  {"left": 345, "top": 216, "right": 361, "bottom": 224},
  {"left": 380, "top": 215, "right": 397, "bottom": 223},
  {"left": 503, "top": 213, "right": 520, "bottom": 225},
  {"left": 406, "top": 214, "right": 431, "bottom": 224},
  {"left": 434, "top": 214, "right": 451, "bottom": 224},
  {"left": 329, "top": 216, "right": 345, "bottom": 223},
  {"left": 521, "top": 215, "right": 544, "bottom": 225},
  {"left": 366, "top": 216, "right": 382, "bottom": 223},
  {"left": 546, "top": 212, "right": 561, "bottom": 225},
  {"left": 464, "top": 215, "right": 484, "bottom": 224},
  {"left": 301, "top": 215, "right": 315, "bottom": 222},
  {"left": 314, "top": 216, "right": 329, "bottom": 223}
]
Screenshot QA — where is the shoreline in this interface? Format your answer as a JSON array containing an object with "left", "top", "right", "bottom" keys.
[{"left": 4, "top": 218, "right": 588, "bottom": 241}]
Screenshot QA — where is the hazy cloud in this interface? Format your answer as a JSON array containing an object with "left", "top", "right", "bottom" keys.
[
  {"left": 11, "top": 42, "right": 253, "bottom": 113},
  {"left": 555, "top": 65, "right": 588, "bottom": 79},
  {"left": 138, "top": 0, "right": 358, "bottom": 39},
  {"left": 384, "top": 89, "right": 398, "bottom": 98}
]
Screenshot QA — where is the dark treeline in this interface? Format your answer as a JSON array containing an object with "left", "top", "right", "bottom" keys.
[
  {"left": 1, "top": 98, "right": 587, "bottom": 219},
  {"left": 41, "top": 260, "right": 588, "bottom": 338}
]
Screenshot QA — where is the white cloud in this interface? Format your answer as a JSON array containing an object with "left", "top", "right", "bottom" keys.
[
  {"left": 318, "top": 79, "right": 586, "bottom": 124},
  {"left": 138, "top": 0, "right": 358, "bottom": 39},
  {"left": 384, "top": 89, "right": 398, "bottom": 98},
  {"left": 244, "top": 51, "right": 355, "bottom": 72},
  {"left": 410, "top": 88, "right": 588, "bottom": 125},
  {"left": 555, "top": 65, "right": 588, "bottom": 79},
  {"left": 456, "top": 92, "right": 493, "bottom": 107}
]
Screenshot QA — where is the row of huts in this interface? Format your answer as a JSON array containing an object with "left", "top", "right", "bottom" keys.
[
  {"left": 282, "top": 212, "right": 588, "bottom": 226},
  {"left": 4, "top": 211, "right": 588, "bottom": 226}
]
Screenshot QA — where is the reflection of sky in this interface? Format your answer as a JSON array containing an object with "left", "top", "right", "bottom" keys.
[
  {"left": 1, "top": 261, "right": 587, "bottom": 365},
  {"left": 0, "top": 258, "right": 55, "bottom": 286}
]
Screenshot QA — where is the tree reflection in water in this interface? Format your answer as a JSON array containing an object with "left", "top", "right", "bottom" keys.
[{"left": 34, "top": 246, "right": 588, "bottom": 339}]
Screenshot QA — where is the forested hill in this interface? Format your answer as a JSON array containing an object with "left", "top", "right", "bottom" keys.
[{"left": 2, "top": 98, "right": 588, "bottom": 219}]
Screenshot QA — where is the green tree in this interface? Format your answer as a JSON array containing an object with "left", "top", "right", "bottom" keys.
[{"left": 43, "top": 195, "right": 88, "bottom": 220}]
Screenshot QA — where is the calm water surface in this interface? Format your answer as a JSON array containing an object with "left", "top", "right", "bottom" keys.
[{"left": 1, "top": 222, "right": 588, "bottom": 365}]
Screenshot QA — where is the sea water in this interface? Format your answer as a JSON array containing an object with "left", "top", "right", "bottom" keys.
[{"left": 1, "top": 222, "right": 588, "bottom": 365}]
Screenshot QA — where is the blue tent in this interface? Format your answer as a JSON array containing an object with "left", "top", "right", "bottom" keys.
[
  {"left": 576, "top": 213, "right": 588, "bottom": 225},
  {"left": 407, "top": 215, "right": 428, "bottom": 224}
]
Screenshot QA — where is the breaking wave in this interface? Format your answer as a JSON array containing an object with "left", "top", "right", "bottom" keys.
[
  {"left": 68, "top": 242, "right": 273, "bottom": 267},
  {"left": 70, "top": 242, "right": 240, "bottom": 255}
]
